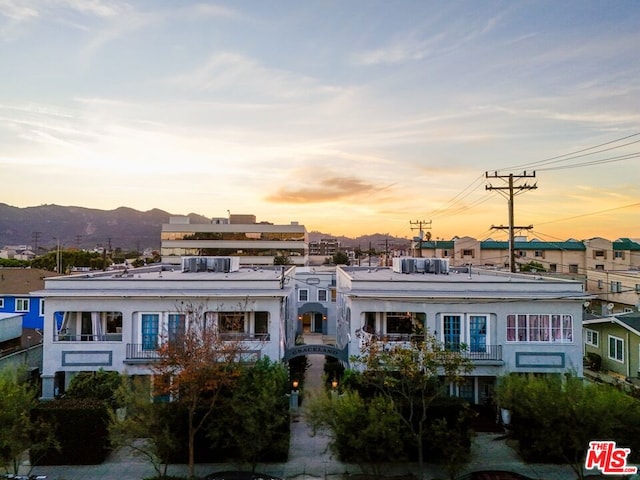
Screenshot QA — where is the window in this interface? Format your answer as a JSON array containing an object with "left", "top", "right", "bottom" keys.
[
  {"left": 462, "top": 249, "right": 474, "bottom": 257},
  {"left": 595, "top": 264, "right": 604, "bottom": 271},
  {"left": 443, "top": 250, "right": 450, "bottom": 257},
  {"left": 298, "top": 289, "right": 309, "bottom": 302},
  {"left": 569, "top": 264, "right": 579, "bottom": 274},
  {"left": 443, "top": 315, "right": 461, "bottom": 350},
  {"left": 39, "top": 299, "right": 45, "bottom": 316},
  {"left": 609, "top": 335, "right": 624, "bottom": 363},
  {"left": 387, "top": 312, "right": 414, "bottom": 334},
  {"left": 636, "top": 284, "right": 640, "bottom": 293},
  {"left": 614, "top": 251, "right": 624, "bottom": 259},
  {"left": 506, "top": 314, "right": 572, "bottom": 343},
  {"left": 597, "top": 280, "right": 603, "bottom": 289},
  {"left": 141, "top": 314, "right": 160, "bottom": 350},
  {"left": 0, "top": 298, "right": 4, "bottom": 308},
  {"left": 330, "top": 289, "right": 337, "bottom": 302},
  {"left": 219, "top": 313, "right": 245, "bottom": 333},
  {"left": 611, "top": 281, "right": 622, "bottom": 293},
  {"left": 16, "top": 298, "right": 29, "bottom": 312},
  {"left": 317, "top": 289, "right": 328, "bottom": 302},
  {"left": 364, "top": 312, "right": 377, "bottom": 333},
  {"left": 469, "top": 315, "right": 487, "bottom": 352},
  {"left": 549, "top": 264, "right": 557, "bottom": 272},
  {"left": 534, "top": 250, "right": 543, "bottom": 258},
  {"left": 167, "top": 313, "right": 185, "bottom": 344},
  {"left": 585, "top": 329, "right": 599, "bottom": 347},
  {"left": 56, "top": 311, "right": 122, "bottom": 341},
  {"left": 594, "top": 250, "right": 606, "bottom": 258},
  {"left": 254, "top": 312, "right": 269, "bottom": 338},
  {"left": 105, "top": 312, "right": 123, "bottom": 339},
  {"left": 383, "top": 312, "right": 425, "bottom": 336}
]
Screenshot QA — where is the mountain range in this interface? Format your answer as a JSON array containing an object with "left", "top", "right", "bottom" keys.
[{"left": 0, "top": 204, "right": 410, "bottom": 253}]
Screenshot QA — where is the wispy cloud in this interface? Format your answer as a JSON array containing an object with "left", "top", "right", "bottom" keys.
[
  {"left": 352, "top": 12, "right": 505, "bottom": 66},
  {"left": 166, "top": 52, "right": 343, "bottom": 101}
]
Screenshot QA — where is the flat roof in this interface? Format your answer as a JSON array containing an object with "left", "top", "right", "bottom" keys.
[
  {"left": 339, "top": 266, "right": 580, "bottom": 284},
  {"left": 337, "top": 266, "right": 587, "bottom": 300}
]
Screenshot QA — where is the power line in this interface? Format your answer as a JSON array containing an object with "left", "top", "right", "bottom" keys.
[
  {"left": 535, "top": 202, "right": 640, "bottom": 226},
  {"left": 499, "top": 132, "right": 640, "bottom": 171}
]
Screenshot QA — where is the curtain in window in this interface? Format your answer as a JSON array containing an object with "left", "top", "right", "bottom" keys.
[
  {"left": 91, "top": 312, "right": 103, "bottom": 341},
  {"left": 506, "top": 315, "right": 516, "bottom": 341}
]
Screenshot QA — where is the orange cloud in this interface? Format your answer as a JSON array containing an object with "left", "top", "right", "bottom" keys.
[{"left": 266, "top": 176, "right": 394, "bottom": 204}]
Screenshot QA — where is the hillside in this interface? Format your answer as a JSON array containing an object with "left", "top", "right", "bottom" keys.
[
  {"left": 0, "top": 203, "right": 208, "bottom": 252},
  {"left": 0, "top": 204, "right": 410, "bottom": 254}
]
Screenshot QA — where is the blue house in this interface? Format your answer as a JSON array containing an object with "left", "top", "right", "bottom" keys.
[{"left": 0, "top": 268, "right": 59, "bottom": 330}]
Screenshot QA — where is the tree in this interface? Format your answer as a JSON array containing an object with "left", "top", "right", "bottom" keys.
[
  {"left": 0, "top": 366, "right": 57, "bottom": 475},
  {"left": 109, "top": 376, "right": 179, "bottom": 479},
  {"left": 429, "top": 405, "right": 475, "bottom": 480},
  {"left": 273, "top": 252, "right": 291, "bottom": 265},
  {"left": 519, "top": 261, "right": 546, "bottom": 272},
  {"left": 351, "top": 331, "right": 474, "bottom": 478},
  {"left": 496, "top": 373, "right": 640, "bottom": 480},
  {"left": 306, "top": 390, "right": 406, "bottom": 477},
  {"left": 332, "top": 251, "right": 350, "bottom": 265},
  {"left": 152, "top": 302, "right": 249, "bottom": 479},
  {"left": 66, "top": 369, "right": 123, "bottom": 408},
  {"left": 214, "top": 358, "right": 290, "bottom": 470}
]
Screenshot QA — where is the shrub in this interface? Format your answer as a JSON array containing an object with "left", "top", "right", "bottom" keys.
[{"left": 31, "top": 398, "right": 111, "bottom": 465}]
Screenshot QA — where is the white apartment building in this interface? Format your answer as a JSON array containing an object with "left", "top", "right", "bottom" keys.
[
  {"left": 37, "top": 259, "right": 294, "bottom": 399},
  {"left": 36, "top": 256, "right": 588, "bottom": 405},
  {"left": 161, "top": 214, "right": 308, "bottom": 266},
  {"left": 334, "top": 258, "right": 588, "bottom": 404}
]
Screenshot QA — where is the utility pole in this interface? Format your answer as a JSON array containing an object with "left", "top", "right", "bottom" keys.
[
  {"left": 378, "top": 237, "right": 390, "bottom": 267},
  {"left": 32, "top": 231, "right": 41, "bottom": 253},
  {"left": 409, "top": 220, "right": 432, "bottom": 258},
  {"left": 485, "top": 171, "right": 537, "bottom": 273}
]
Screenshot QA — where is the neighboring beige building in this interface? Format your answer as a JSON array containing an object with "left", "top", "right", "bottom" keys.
[
  {"left": 415, "top": 236, "right": 640, "bottom": 273},
  {"left": 585, "top": 269, "right": 640, "bottom": 315},
  {"left": 415, "top": 236, "right": 640, "bottom": 314}
]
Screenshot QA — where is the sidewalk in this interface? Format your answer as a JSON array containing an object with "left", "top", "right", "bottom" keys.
[{"left": 27, "top": 334, "right": 577, "bottom": 480}]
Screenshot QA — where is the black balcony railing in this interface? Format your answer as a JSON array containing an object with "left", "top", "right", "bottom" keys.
[
  {"left": 459, "top": 345, "right": 502, "bottom": 361},
  {"left": 366, "top": 335, "right": 502, "bottom": 362},
  {"left": 126, "top": 344, "right": 163, "bottom": 360},
  {"left": 126, "top": 333, "right": 271, "bottom": 361}
]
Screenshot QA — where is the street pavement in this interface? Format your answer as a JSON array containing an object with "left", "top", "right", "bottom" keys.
[{"left": 27, "top": 334, "right": 578, "bottom": 480}]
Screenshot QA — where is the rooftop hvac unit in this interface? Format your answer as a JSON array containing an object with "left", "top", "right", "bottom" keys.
[
  {"left": 182, "top": 256, "right": 239, "bottom": 273},
  {"left": 432, "top": 258, "right": 450, "bottom": 274},
  {"left": 402, "top": 258, "right": 416, "bottom": 274},
  {"left": 215, "top": 257, "right": 231, "bottom": 273}
]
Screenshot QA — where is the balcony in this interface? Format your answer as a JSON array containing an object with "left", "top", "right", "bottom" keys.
[
  {"left": 126, "top": 344, "right": 162, "bottom": 362},
  {"left": 361, "top": 333, "right": 503, "bottom": 363},
  {"left": 55, "top": 332, "right": 122, "bottom": 342},
  {"left": 125, "top": 333, "right": 271, "bottom": 363}
]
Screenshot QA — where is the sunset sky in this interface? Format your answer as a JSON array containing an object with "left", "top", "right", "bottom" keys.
[{"left": 1, "top": 1, "right": 639, "bottom": 242}]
